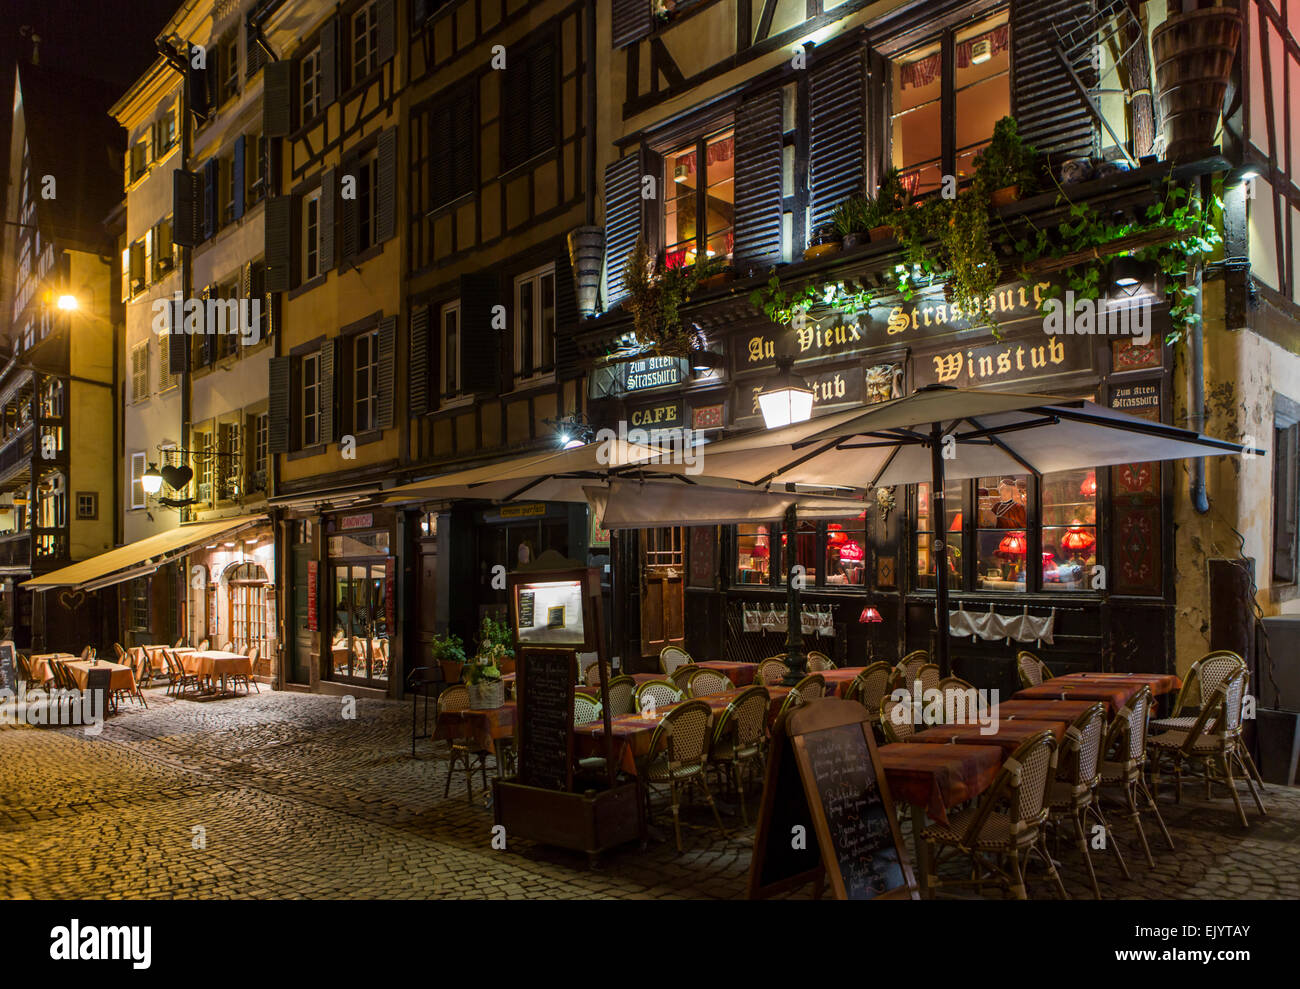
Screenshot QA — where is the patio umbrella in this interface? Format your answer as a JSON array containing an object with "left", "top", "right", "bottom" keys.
[{"left": 615, "top": 384, "right": 1258, "bottom": 674}]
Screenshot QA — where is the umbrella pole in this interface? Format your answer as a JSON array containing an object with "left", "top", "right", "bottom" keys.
[
  {"left": 781, "top": 503, "right": 807, "bottom": 686},
  {"left": 930, "top": 423, "right": 951, "bottom": 676}
]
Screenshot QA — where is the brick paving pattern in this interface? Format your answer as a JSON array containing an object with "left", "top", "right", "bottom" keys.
[{"left": 1, "top": 690, "right": 1297, "bottom": 899}]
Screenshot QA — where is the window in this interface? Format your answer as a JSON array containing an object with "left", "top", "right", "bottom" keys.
[
  {"left": 354, "top": 328, "right": 379, "bottom": 432},
  {"left": 300, "top": 48, "right": 322, "bottom": 122},
  {"left": 422, "top": 89, "right": 475, "bottom": 210},
  {"left": 194, "top": 430, "right": 215, "bottom": 504},
  {"left": 351, "top": 0, "right": 379, "bottom": 83},
  {"left": 303, "top": 188, "right": 322, "bottom": 280},
  {"left": 502, "top": 41, "right": 557, "bottom": 170},
  {"left": 513, "top": 265, "right": 555, "bottom": 380},
  {"left": 976, "top": 475, "right": 1029, "bottom": 589},
  {"left": 663, "top": 127, "right": 735, "bottom": 267},
  {"left": 128, "top": 578, "right": 150, "bottom": 631},
  {"left": 129, "top": 452, "right": 146, "bottom": 509},
  {"left": 440, "top": 300, "right": 460, "bottom": 398},
  {"left": 251, "top": 412, "right": 269, "bottom": 491},
  {"left": 355, "top": 150, "right": 379, "bottom": 252},
  {"left": 1273, "top": 413, "right": 1300, "bottom": 583},
  {"left": 157, "top": 332, "right": 179, "bottom": 392},
  {"left": 130, "top": 342, "right": 149, "bottom": 402},
  {"left": 153, "top": 108, "right": 176, "bottom": 157},
  {"left": 301, "top": 352, "right": 321, "bottom": 447},
  {"left": 246, "top": 133, "right": 266, "bottom": 205},
  {"left": 219, "top": 33, "right": 240, "bottom": 103},
  {"left": 230, "top": 580, "right": 270, "bottom": 654},
  {"left": 152, "top": 218, "right": 174, "bottom": 278},
  {"left": 128, "top": 240, "right": 147, "bottom": 294},
  {"left": 889, "top": 10, "right": 1010, "bottom": 196},
  {"left": 215, "top": 282, "right": 240, "bottom": 360},
  {"left": 76, "top": 492, "right": 97, "bottom": 520},
  {"left": 218, "top": 421, "right": 242, "bottom": 500},
  {"left": 222, "top": 154, "right": 238, "bottom": 223},
  {"left": 130, "top": 138, "right": 149, "bottom": 181}
]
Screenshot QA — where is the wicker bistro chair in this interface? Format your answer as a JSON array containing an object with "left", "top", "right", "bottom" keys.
[
  {"left": 198, "top": 638, "right": 210, "bottom": 651},
  {"left": 922, "top": 730, "right": 1069, "bottom": 900},
  {"left": 687, "top": 669, "right": 733, "bottom": 698},
  {"left": 937, "top": 675, "right": 988, "bottom": 725},
  {"left": 633, "top": 679, "right": 683, "bottom": 717},
  {"left": 639, "top": 699, "right": 728, "bottom": 852},
  {"left": 755, "top": 657, "right": 789, "bottom": 687},
  {"left": 583, "top": 661, "right": 604, "bottom": 692},
  {"left": 669, "top": 665, "right": 699, "bottom": 690},
  {"left": 659, "top": 645, "right": 693, "bottom": 676},
  {"left": 230, "top": 647, "right": 260, "bottom": 695},
  {"left": 112, "top": 643, "right": 128, "bottom": 663},
  {"left": 173, "top": 637, "right": 185, "bottom": 649},
  {"left": 1046, "top": 703, "right": 1128, "bottom": 899},
  {"left": 573, "top": 691, "right": 603, "bottom": 726},
  {"left": 805, "top": 650, "right": 837, "bottom": 672},
  {"left": 1150, "top": 650, "right": 1243, "bottom": 734},
  {"left": 1096, "top": 686, "right": 1173, "bottom": 867},
  {"left": 880, "top": 695, "right": 916, "bottom": 743},
  {"left": 710, "top": 685, "right": 770, "bottom": 824},
  {"left": 16, "top": 654, "right": 41, "bottom": 691},
  {"left": 844, "top": 661, "right": 893, "bottom": 724},
  {"left": 606, "top": 675, "right": 636, "bottom": 717},
  {"left": 436, "top": 684, "right": 490, "bottom": 803},
  {"left": 1148, "top": 670, "right": 1266, "bottom": 828},
  {"left": 1016, "top": 650, "right": 1053, "bottom": 689},
  {"left": 894, "top": 649, "right": 929, "bottom": 684},
  {"left": 775, "top": 673, "right": 826, "bottom": 722},
  {"left": 164, "top": 649, "right": 202, "bottom": 697}
]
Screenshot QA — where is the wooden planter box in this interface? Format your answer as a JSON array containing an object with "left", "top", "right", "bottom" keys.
[{"left": 493, "top": 779, "right": 644, "bottom": 866}]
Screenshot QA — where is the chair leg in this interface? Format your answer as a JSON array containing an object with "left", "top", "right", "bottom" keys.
[
  {"left": 736, "top": 763, "right": 749, "bottom": 827},
  {"left": 1089, "top": 799, "right": 1131, "bottom": 881},
  {"left": 1234, "top": 748, "right": 1268, "bottom": 815},
  {"left": 670, "top": 781, "right": 683, "bottom": 853},
  {"left": 1239, "top": 745, "right": 1266, "bottom": 787},
  {"left": 1006, "top": 847, "right": 1027, "bottom": 900},
  {"left": 1137, "top": 775, "right": 1174, "bottom": 850},
  {"left": 1124, "top": 780, "right": 1155, "bottom": 867},
  {"left": 696, "top": 773, "right": 727, "bottom": 839},
  {"left": 1037, "top": 831, "right": 1070, "bottom": 900},
  {"left": 1219, "top": 754, "right": 1249, "bottom": 828},
  {"left": 1074, "top": 805, "right": 1101, "bottom": 899}
]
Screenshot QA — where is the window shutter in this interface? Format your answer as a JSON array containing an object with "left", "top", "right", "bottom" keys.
[
  {"left": 245, "top": 22, "right": 266, "bottom": 79},
  {"left": 320, "top": 18, "right": 337, "bottom": 107},
  {"left": 1273, "top": 424, "right": 1299, "bottom": 582},
  {"left": 809, "top": 46, "right": 866, "bottom": 236},
  {"left": 201, "top": 158, "right": 218, "bottom": 240},
  {"left": 233, "top": 135, "right": 246, "bottom": 221},
  {"left": 612, "top": 0, "right": 652, "bottom": 48},
  {"left": 409, "top": 304, "right": 431, "bottom": 415},
  {"left": 252, "top": 262, "right": 272, "bottom": 338},
  {"left": 376, "top": 315, "right": 397, "bottom": 430},
  {"left": 169, "top": 301, "right": 188, "bottom": 372},
  {"left": 263, "top": 195, "right": 292, "bottom": 291},
  {"left": 264, "top": 59, "right": 293, "bottom": 137},
  {"left": 1011, "top": 0, "right": 1096, "bottom": 161},
  {"left": 319, "top": 339, "right": 338, "bottom": 444},
  {"left": 240, "top": 262, "right": 253, "bottom": 330},
  {"left": 120, "top": 247, "right": 131, "bottom": 302},
  {"left": 340, "top": 151, "right": 359, "bottom": 263},
  {"left": 376, "top": 129, "right": 397, "bottom": 244},
  {"left": 459, "top": 272, "right": 500, "bottom": 394},
  {"left": 502, "top": 63, "right": 528, "bottom": 170},
  {"left": 268, "top": 356, "right": 291, "bottom": 453},
  {"left": 320, "top": 168, "right": 336, "bottom": 272},
  {"left": 187, "top": 48, "right": 209, "bottom": 122},
  {"left": 554, "top": 248, "right": 580, "bottom": 379},
  {"left": 528, "top": 43, "right": 557, "bottom": 162},
  {"left": 200, "top": 286, "right": 215, "bottom": 366},
  {"left": 733, "top": 88, "right": 784, "bottom": 275},
  {"left": 603, "top": 154, "right": 644, "bottom": 307},
  {"left": 173, "top": 169, "right": 201, "bottom": 247},
  {"left": 377, "top": 0, "right": 396, "bottom": 65}
]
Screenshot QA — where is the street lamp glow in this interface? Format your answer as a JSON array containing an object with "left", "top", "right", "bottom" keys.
[
  {"left": 759, "top": 359, "right": 814, "bottom": 429},
  {"left": 56, "top": 295, "right": 78, "bottom": 311},
  {"left": 141, "top": 464, "right": 163, "bottom": 494}
]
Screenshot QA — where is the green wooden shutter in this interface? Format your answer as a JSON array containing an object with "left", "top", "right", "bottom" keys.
[
  {"left": 459, "top": 272, "right": 500, "bottom": 394},
  {"left": 320, "top": 168, "right": 336, "bottom": 273},
  {"left": 603, "top": 154, "right": 643, "bottom": 307},
  {"left": 232, "top": 135, "right": 246, "bottom": 221},
  {"left": 1274, "top": 423, "right": 1299, "bottom": 582},
  {"left": 263, "top": 195, "right": 292, "bottom": 292},
  {"left": 612, "top": 0, "right": 652, "bottom": 48},
  {"left": 320, "top": 339, "right": 337, "bottom": 444},
  {"left": 173, "top": 169, "right": 202, "bottom": 247},
  {"left": 377, "top": 0, "right": 396, "bottom": 65},
  {"left": 263, "top": 59, "right": 293, "bottom": 136},
  {"left": 1012, "top": 0, "right": 1097, "bottom": 161},
  {"left": 320, "top": 18, "right": 337, "bottom": 107},
  {"left": 376, "top": 129, "right": 397, "bottom": 244}
]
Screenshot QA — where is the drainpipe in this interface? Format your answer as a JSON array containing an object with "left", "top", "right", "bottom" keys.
[{"left": 1188, "top": 174, "right": 1210, "bottom": 515}]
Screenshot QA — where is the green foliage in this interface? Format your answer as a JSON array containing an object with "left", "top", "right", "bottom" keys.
[
  {"left": 477, "top": 614, "right": 514, "bottom": 660},
  {"left": 622, "top": 236, "right": 724, "bottom": 356},
  {"left": 748, "top": 271, "right": 873, "bottom": 326},
  {"left": 974, "top": 116, "right": 1039, "bottom": 197},
  {"left": 830, "top": 195, "right": 883, "bottom": 238},
  {"left": 430, "top": 632, "right": 466, "bottom": 667}
]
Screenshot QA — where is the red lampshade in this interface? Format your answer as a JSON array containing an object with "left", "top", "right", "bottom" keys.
[
  {"left": 1061, "top": 523, "right": 1096, "bottom": 554},
  {"left": 949, "top": 511, "right": 963, "bottom": 532},
  {"left": 750, "top": 543, "right": 769, "bottom": 560},
  {"left": 859, "top": 606, "right": 883, "bottom": 624},
  {"left": 828, "top": 523, "right": 848, "bottom": 546},
  {"left": 1080, "top": 471, "right": 1098, "bottom": 498},
  {"left": 996, "top": 530, "right": 1028, "bottom": 558},
  {"left": 839, "top": 540, "right": 864, "bottom": 563}
]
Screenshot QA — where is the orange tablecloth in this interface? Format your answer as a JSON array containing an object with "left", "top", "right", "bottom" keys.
[
  {"left": 1013, "top": 672, "right": 1180, "bottom": 714},
  {"left": 1057, "top": 672, "right": 1181, "bottom": 694},
  {"left": 435, "top": 702, "right": 516, "bottom": 755},
  {"left": 183, "top": 651, "right": 252, "bottom": 679},
  {"left": 911, "top": 719, "right": 1065, "bottom": 758},
  {"left": 29, "top": 654, "right": 76, "bottom": 682},
  {"left": 877, "top": 742, "right": 1004, "bottom": 826},
  {"left": 818, "top": 667, "right": 868, "bottom": 697},
  {"left": 63, "top": 660, "right": 137, "bottom": 694}
]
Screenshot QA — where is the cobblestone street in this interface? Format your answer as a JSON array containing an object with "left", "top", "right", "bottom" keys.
[{"left": 1, "top": 690, "right": 1297, "bottom": 899}]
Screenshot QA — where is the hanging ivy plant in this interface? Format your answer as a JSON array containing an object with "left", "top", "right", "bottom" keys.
[
  {"left": 622, "top": 236, "right": 723, "bottom": 356},
  {"left": 748, "top": 272, "right": 873, "bottom": 326}
]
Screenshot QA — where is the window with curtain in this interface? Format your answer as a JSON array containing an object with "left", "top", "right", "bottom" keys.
[{"left": 663, "top": 127, "right": 735, "bottom": 268}]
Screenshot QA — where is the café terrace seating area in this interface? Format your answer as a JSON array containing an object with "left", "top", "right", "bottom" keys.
[
  {"left": 424, "top": 645, "right": 1269, "bottom": 899},
  {"left": 15, "top": 640, "right": 264, "bottom": 713}
]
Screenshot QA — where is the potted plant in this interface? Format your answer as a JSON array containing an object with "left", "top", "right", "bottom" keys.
[
  {"left": 700, "top": 263, "right": 737, "bottom": 288},
  {"left": 622, "top": 237, "right": 723, "bottom": 356},
  {"left": 873, "top": 167, "right": 911, "bottom": 239},
  {"left": 477, "top": 614, "right": 516, "bottom": 676},
  {"left": 974, "top": 116, "right": 1039, "bottom": 206},
  {"left": 804, "top": 222, "right": 842, "bottom": 261},
  {"left": 430, "top": 632, "right": 467, "bottom": 684},
  {"left": 466, "top": 644, "right": 506, "bottom": 710}
]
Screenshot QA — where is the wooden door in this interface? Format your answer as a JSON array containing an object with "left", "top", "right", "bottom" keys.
[{"left": 640, "top": 527, "right": 685, "bottom": 657}]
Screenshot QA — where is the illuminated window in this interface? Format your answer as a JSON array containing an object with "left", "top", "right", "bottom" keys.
[{"left": 663, "top": 127, "right": 735, "bottom": 268}]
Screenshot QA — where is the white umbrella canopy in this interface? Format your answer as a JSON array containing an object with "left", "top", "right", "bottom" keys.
[{"left": 584, "top": 479, "right": 868, "bottom": 530}]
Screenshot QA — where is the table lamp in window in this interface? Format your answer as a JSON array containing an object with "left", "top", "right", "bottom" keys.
[
  {"left": 859, "top": 604, "right": 883, "bottom": 661},
  {"left": 996, "top": 530, "right": 1028, "bottom": 580}
]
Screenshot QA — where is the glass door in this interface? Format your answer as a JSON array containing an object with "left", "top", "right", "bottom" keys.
[{"left": 330, "top": 560, "right": 389, "bottom": 685}]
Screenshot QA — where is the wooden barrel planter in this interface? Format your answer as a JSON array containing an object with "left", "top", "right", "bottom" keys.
[{"left": 1152, "top": 7, "right": 1241, "bottom": 160}]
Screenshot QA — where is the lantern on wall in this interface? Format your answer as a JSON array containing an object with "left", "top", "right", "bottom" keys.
[{"left": 1080, "top": 471, "right": 1098, "bottom": 498}]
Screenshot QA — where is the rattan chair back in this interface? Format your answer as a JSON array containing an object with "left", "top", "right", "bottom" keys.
[
  {"left": 1059, "top": 703, "right": 1106, "bottom": 789},
  {"left": 1103, "top": 686, "right": 1153, "bottom": 769},
  {"left": 806, "top": 650, "right": 836, "bottom": 672},
  {"left": 1016, "top": 650, "right": 1052, "bottom": 688},
  {"left": 687, "top": 669, "right": 732, "bottom": 697},
  {"left": 714, "top": 685, "right": 769, "bottom": 749},
  {"left": 793, "top": 673, "right": 826, "bottom": 701},
  {"left": 1196, "top": 651, "right": 1245, "bottom": 709},
  {"left": 755, "top": 657, "right": 789, "bottom": 686},
  {"left": 647, "top": 699, "right": 712, "bottom": 772},
  {"left": 573, "top": 692, "right": 602, "bottom": 725},
  {"left": 437, "top": 684, "right": 470, "bottom": 715},
  {"left": 634, "top": 679, "right": 683, "bottom": 715},
  {"left": 659, "top": 645, "right": 693, "bottom": 675},
  {"left": 669, "top": 665, "right": 699, "bottom": 689},
  {"left": 606, "top": 675, "right": 636, "bottom": 716},
  {"left": 584, "top": 661, "right": 603, "bottom": 691},
  {"left": 850, "top": 661, "right": 893, "bottom": 711},
  {"left": 985, "top": 730, "right": 1057, "bottom": 842},
  {"left": 880, "top": 695, "right": 914, "bottom": 742},
  {"left": 916, "top": 663, "right": 941, "bottom": 696},
  {"left": 896, "top": 650, "right": 928, "bottom": 683}
]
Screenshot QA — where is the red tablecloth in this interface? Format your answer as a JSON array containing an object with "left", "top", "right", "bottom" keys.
[
  {"left": 818, "top": 667, "right": 868, "bottom": 697},
  {"left": 877, "top": 742, "right": 1003, "bottom": 826},
  {"left": 694, "top": 661, "right": 758, "bottom": 686},
  {"left": 435, "top": 702, "right": 516, "bottom": 755},
  {"left": 911, "top": 719, "right": 1065, "bottom": 758},
  {"left": 1057, "top": 672, "right": 1181, "bottom": 695},
  {"left": 1012, "top": 683, "right": 1138, "bottom": 715},
  {"left": 997, "top": 699, "right": 1098, "bottom": 724}
]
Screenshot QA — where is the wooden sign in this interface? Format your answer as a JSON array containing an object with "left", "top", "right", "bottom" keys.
[
  {"left": 748, "top": 699, "right": 917, "bottom": 900},
  {"left": 913, "top": 334, "right": 1092, "bottom": 389},
  {"left": 516, "top": 647, "right": 576, "bottom": 792},
  {"left": 0, "top": 640, "right": 17, "bottom": 697},
  {"left": 306, "top": 561, "right": 318, "bottom": 632}
]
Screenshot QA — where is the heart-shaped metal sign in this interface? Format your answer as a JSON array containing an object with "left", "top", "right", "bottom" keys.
[
  {"left": 57, "top": 589, "right": 87, "bottom": 611},
  {"left": 161, "top": 464, "right": 194, "bottom": 490}
]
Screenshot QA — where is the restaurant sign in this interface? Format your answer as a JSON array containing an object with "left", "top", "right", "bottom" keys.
[
  {"left": 623, "top": 356, "right": 688, "bottom": 392},
  {"left": 913, "top": 335, "right": 1092, "bottom": 389},
  {"left": 628, "top": 399, "right": 684, "bottom": 429},
  {"left": 339, "top": 513, "right": 374, "bottom": 531},
  {"left": 882, "top": 280, "right": 1055, "bottom": 337},
  {"left": 736, "top": 320, "right": 870, "bottom": 374}
]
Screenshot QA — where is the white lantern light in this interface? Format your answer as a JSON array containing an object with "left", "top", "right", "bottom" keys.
[{"left": 758, "top": 359, "right": 814, "bottom": 429}]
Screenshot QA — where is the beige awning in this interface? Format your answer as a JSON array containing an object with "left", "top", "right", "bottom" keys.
[{"left": 21, "top": 515, "right": 268, "bottom": 591}]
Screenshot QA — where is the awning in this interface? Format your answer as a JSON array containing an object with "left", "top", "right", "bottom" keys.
[
  {"left": 21, "top": 515, "right": 268, "bottom": 591},
  {"left": 584, "top": 480, "right": 868, "bottom": 529}
]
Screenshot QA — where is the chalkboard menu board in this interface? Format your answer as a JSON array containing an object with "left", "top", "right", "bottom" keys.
[
  {"left": 749, "top": 699, "right": 916, "bottom": 900},
  {"left": 516, "top": 647, "right": 576, "bottom": 791},
  {"left": 0, "top": 640, "right": 17, "bottom": 697},
  {"left": 518, "top": 591, "right": 535, "bottom": 629}
]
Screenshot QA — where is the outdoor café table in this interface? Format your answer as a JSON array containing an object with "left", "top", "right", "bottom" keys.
[
  {"left": 911, "top": 719, "right": 1066, "bottom": 758},
  {"left": 996, "top": 699, "right": 1097, "bottom": 724},
  {"left": 63, "top": 659, "right": 137, "bottom": 695},
  {"left": 1013, "top": 673, "right": 1180, "bottom": 715},
  {"left": 182, "top": 650, "right": 252, "bottom": 695},
  {"left": 694, "top": 661, "right": 758, "bottom": 686},
  {"left": 1056, "top": 672, "right": 1181, "bottom": 696},
  {"left": 574, "top": 711, "right": 666, "bottom": 775},
  {"left": 818, "top": 667, "right": 867, "bottom": 697},
  {"left": 877, "top": 741, "right": 1004, "bottom": 896},
  {"left": 434, "top": 702, "right": 516, "bottom": 768},
  {"left": 29, "top": 653, "right": 76, "bottom": 682}
]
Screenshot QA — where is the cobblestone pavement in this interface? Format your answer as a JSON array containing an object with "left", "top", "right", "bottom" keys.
[{"left": 1, "top": 690, "right": 1296, "bottom": 899}]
